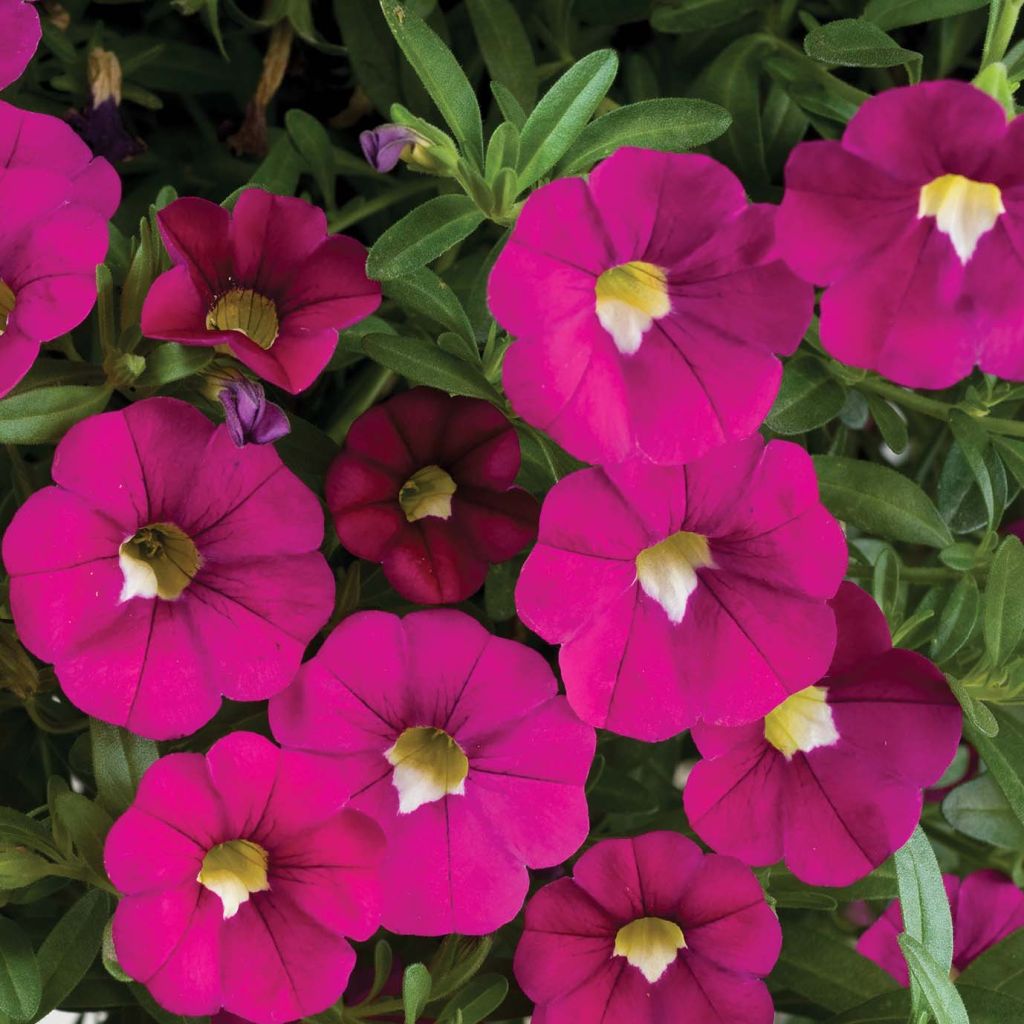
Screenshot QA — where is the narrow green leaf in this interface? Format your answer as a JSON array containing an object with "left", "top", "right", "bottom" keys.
[
  {"left": 898, "top": 935, "right": 969, "bottom": 1024},
  {"left": 813, "top": 456, "right": 953, "bottom": 548},
  {"left": 36, "top": 890, "right": 110, "bottom": 1017},
  {"left": 651, "top": 0, "right": 760, "bottom": 32},
  {"left": 895, "top": 826, "right": 954, "bottom": 973},
  {"left": 766, "top": 356, "right": 846, "bottom": 434},
  {"left": 361, "top": 333, "right": 501, "bottom": 403},
  {"left": 556, "top": 97, "right": 732, "bottom": 175},
  {"left": 383, "top": 267, "right": 476, "bottom": 347},
  {"left": 943, "top": 773, "right": 1024, "bottom": 848},
  {"left": 983, "top": 536, "right": 1024, "bottom": 665},
  {"left": 966, "top": 707, "right": 1024, "bottom": 829},
  {"left": 490, "top": 82, "right": 527, "bottom": 129},
  {"left": 993, "top": 436, "right": 1024, "bottom": 490},
  {"left": 950, "top": 412, "right": 996, "bottom": 528},
  {"left": 134, "top": 344, "right": 213, "bottom": 388},
  {"left": 284, "top": 108, "right": 337, "bottom": 208},
  {"left": 805, "top": 18, "right": 923, "bottom": 74},
  {"left": 366, "top": 195, "right": 485, "bottom": 280},
  {"left": 465, "top": 0, "right": 536, "bottom": 112},
  {"left": 332, "top": 0, "right": 402, "bottom": 114},
  {"left": 402, "top": 962, "right": 431, "bottom": 1024},
  {"left": 517, "top": 49, "right": 619, "bottom": 190},
  {"left": 379, "top": 0, "right": 484, "bottom": 165},
  {"left": 51, "top": 791, "right": 114, "bottom": 879},
  {"left": 931, "top": 576, "right": 980, "bottom": 663},
  {"left": 863, "top": 392, "right": 909, "bottom": 454},
  {"left": 484, "top": 121, "right": 520, "bottom": 182},
  {"left": 90, "top": 720, "right": 159, "bottom": 818},
  {"left": 0, "top": 382, "right": 112, "bottom": 445},
  {"left": 436, "top": 974, "right": 508, "bottom": 1024},
  {"left": 0, "top": 917, "right": 41, "bottom": 1023},
  {"left": 863, "top": 0, "right": 987, "bottom": 31}
]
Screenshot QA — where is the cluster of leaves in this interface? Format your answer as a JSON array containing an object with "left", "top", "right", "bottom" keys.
[{"left": 3, "top": 1, "right": 1024, "bottom": 1023}]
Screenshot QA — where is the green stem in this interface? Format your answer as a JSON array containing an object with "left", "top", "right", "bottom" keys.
[
  {"left": 983, "top": 0, "right": 1024, "bottom": 68},
  {"left": 845, "top": 565, "right": 966, "bottom": 584},
  {"left": 327, "top": 179, "right": 436, "bottom": 233}
]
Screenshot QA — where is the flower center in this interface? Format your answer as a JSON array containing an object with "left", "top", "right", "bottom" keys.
[
  {"left": 594, "top": 261, "right": 670, "bottom": 356},
  {"left": 635, "top": 530, "right": 713, "bottom": 624},
  {"left": 614, "top": 917, "right": 687, "bottom": 984},
  {"left": 918, "top": 173, "right": 1004, "bottom": 265},
  {"left": 198, "top": 839, "right": 270, "bottom": 920},
  {"left": 385, "top": 726, "right": 469, "bottom": 814},
  {"left": 0, "top": 280, "right": 15, "bottom": 335},
  {"left": 399, "top": 465, "right": 457, "bottom": 523},
  {"left": 764, "top": 685, "right": 840, "bottom": 759},
  {"left": 206, "top": 288, "right": 280, "bottom": 349},
  {"left": 118, "top": 522, "right": 202, "bottom": 602}
]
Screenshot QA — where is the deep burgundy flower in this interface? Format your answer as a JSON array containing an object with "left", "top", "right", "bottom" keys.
[{"left": 326, "top": 388, "right": 539, "bottom": 604}]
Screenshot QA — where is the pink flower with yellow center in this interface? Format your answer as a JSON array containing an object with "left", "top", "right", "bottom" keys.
[
  {"left": 778, "top": 80, "right": 1024, "bottom": 388},
  {"left": 326, "top": 388, "right": 539, "bottom": 604},
  {"left": 0, "top": 1, "right": 40, "bottom": 90},
  {"left": 858, "top": 870, "right": 1024, "bottom": 985},
  {"left": 2, "top": 398, "right": 334, "bottom": 739},
  {"left": 684, "top": 583, "right": 962, "bottom": 886},
  {"left": 488, "top": 147, "right": 813, "bottom": 466},
  {"left": 105, "top": 732, "right": 384, "bottom": 1023},
  {"left": 515, "top": 435, "right": 847, "bottom": 741},
  {"left": 514, "top": 832, "right": 781, "bottom": 1024},
  {"left": 270, "top": 608, "right": 595, "bottom": 936},
  {"left": 141, "top": 189, "right": 380, "bottom": 394},
  {"left": 0, "top": 102, "right": 119, "bottom": 396}
]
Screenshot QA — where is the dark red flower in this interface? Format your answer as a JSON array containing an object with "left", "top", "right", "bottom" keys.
[{"left": 326, "top": 388, "right": 539, "bottom": 604}]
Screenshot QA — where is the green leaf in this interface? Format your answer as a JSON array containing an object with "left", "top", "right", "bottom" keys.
[
  {"left": 773, "top": 923, "right": 898, "bottom": 1013},
  {"left": 51, "top": 791, "right": 114, "bottom": 879},
  {"left": 813, "top": 456, "right": 953, "bottom": 548},
  {"left": 285, "top": 108, "right": 337, "bottom": 209},
  {"left": 485, "top": 121, "right": 520, "bottom": 182},
  {"left": 332, "top": 0, "right": 401, "bottom": 114},
  {"left": 0, "top": 850, "right": 58, "bottom": 889},
  {"left": 366, "top": 195, "right": 485, "bottom": 280},
  {"left": 993, "top": 436, "right": 1024, "bottom": 491},
  {"left": 950, "top": 412, "right": 996, "bottom": 528},
  {"left": 872, "top": 547, "right": 901, "bottom": 623},
  {"left": 131, "top": 982, "right": 209, "bottom": 1024},
  {"left": 36, "top": 890, "right": 110, "bottom": 1017},
  {"left": 490, "top": 82, "right": 527, "bottom": 129},
  {"left": 0, "top": 917, "right": 41, "bottom": 1023},
  {"left": 983, "top": 536, "right": 1024, "bottom": 665},
  {"left": 555, "top": 97, "right": 732, "bottom": 175},
  {"left": 465, "top": 0, "right": 536, "bottom": 112},
  {"left": 383, "top": 268, "right": 476, "bottom": 348},
  {"left": 90, "top": 720, "right": 159, "bottom": 817},
  {"left": 436, "top": 974, "right": 508, "bottom": 1024},
  {"left": 966, "top": 707, "right": 1024, "bottom": 829},
  {"left": 402, "top": 962, "right": 432, "bottom": 1024},
  {"left": 864, "top": 392, "right": 909, "bottom": 455},
  {"left": 516, "top": 423, "right": 585, "bottom": 495},
  {"left": 101, "top": 920, "right": 131, "bottom": 984},
  {"left": 898, "top": 934, "right": 969, "bottom": 1024},
  {"left": 943, "top": 773, "right": 1024, "bottom": 848},
  {"left": 939, "top": 443, "right": 1008, "bottom": 535},
  {"left": 825, "top": 990, "right": 910, "bottom": 1023},
  {"left": 932, "top": 576, "right": 980, "bottom": 663},
  {"left": 517, "top": 49, "right": 619, "bottom": 190},
  {"left": 246, "top": 133, "right": 304, "bottom": 195},
  {"left": 367, "top": 938, "right": 393, "bottom": 1003},
  {"left": 379, "top": 0, "right": 484, "bottom": 165},
  {"left": 135, "top": 344, "right": 213, "bottom": 387},
  {"left": 805, "top": 19, "right": 923, "bottom": 76},
  {"left": 863, "top": 0, "right": 987, "bottom": 31},
  {"left": 0, "top": 366, "right": 112, "bottom": 444},
  {"left": 361, "top": 333, "right": 502, "bottom": 402},
  {"left": 766, "top": 356, "right": 846, "bottom": 434},
  {"left": 895, "top": 826, "right": 954, "bottom": 975},
  {"left": 650, "top": 0, "right": 760, "bottom": 32},
  {"left": 484, "top": 559, "right": 520, "bottom": 622}
]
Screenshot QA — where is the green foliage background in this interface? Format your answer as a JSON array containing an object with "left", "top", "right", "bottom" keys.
[{"left": 4, "top": 1, "right": 1024, "bottom": 1022}]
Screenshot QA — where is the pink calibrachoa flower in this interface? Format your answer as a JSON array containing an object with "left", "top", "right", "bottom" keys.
[
  {"left": 515, "top": 435, "right": 846, "bottom": 741},
  {"left": 105, "top": 732, "right": 385, "bottom": 1023},
  {"left": 683, "top": 583, "right": 962, "bottom": 886},
  {"left": 0, "top": 1, "right": 40, "bottom": 90},
  {"left": 514, "top": 832, "right": 781, "bottom": 1024},
  {"left": 2, "top": 397, "right": 334, "bottom": 739},
  {"left": 0, "top": 102, "right": 119, "bottom": 396},
  {"left": 777, "top": 80, "right": 1024, "bottom": 388},
  {"left": 326, "top": 388, "right": 539, "bottom": 604},
  {"left": 858, "top": 870, "right": 1024, "bottom": 985},
  {"left": 141, "top": 189, "right": 380, "bottom": 394},
  {"left": 0, "top": 101, "right": 121, "bottom": 217},
  {"left": 488, "top": 147, "right": 813, "bottom": 466},
  {"left": 269, "top": 608, "right": 594, "bottom": 935}
]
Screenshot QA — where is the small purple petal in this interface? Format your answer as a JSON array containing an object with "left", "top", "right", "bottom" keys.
[
  {"left": 219, "top": 378, "right": 290, "bottom": 447},
  {"left": 359, "top": 124, "right": 418, "bottom": 173}
]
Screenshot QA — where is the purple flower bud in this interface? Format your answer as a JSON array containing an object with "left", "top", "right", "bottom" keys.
[
  {"left": 359, "top": 123, "right": 420, "bottom": 173},
  {"left": 218, "top": 378, "right": 290, "bottom": 448}
]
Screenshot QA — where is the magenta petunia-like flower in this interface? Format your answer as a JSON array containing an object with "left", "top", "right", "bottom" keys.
[
  {"left": 858, "top": 870, "right": 1024, "bottom": 985},
  {"left": 515, "top": 435, "right": 846, "bottom": 741},
  {"left": 777, "top": 80, "right": 1024, "bottom": 388},
  {"left": 0, "top": 1, "right": 40, "bottom": 90},
  {"left": 2, "top": 397, "right": 334, "bottom": 739},
  {"left": 105, "top": 732, "right": 384, "bottom": 1023},
  {"left": 326, "top": 388, "right": 539, "bottom": 604},
  {"left": 270, "top": 608, "right": 594, "bottom": 935},
  {"left": 488, "top": 147, "right": 813, "bottom": 466},
  {"left": 0, "top": 101, "right": 120, "bottom": 218},
  {"left": 683, "top": 583, "right": 962, "bottom": 886},
  {"left": 141, "top": 189, "right": 381, "bottom": 394},
  {"left": 0, "top": 102, "right": 119, "bottom": 396},
  {"left": 515, "top": 832, "right": 781, "bottom": 1024}
]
